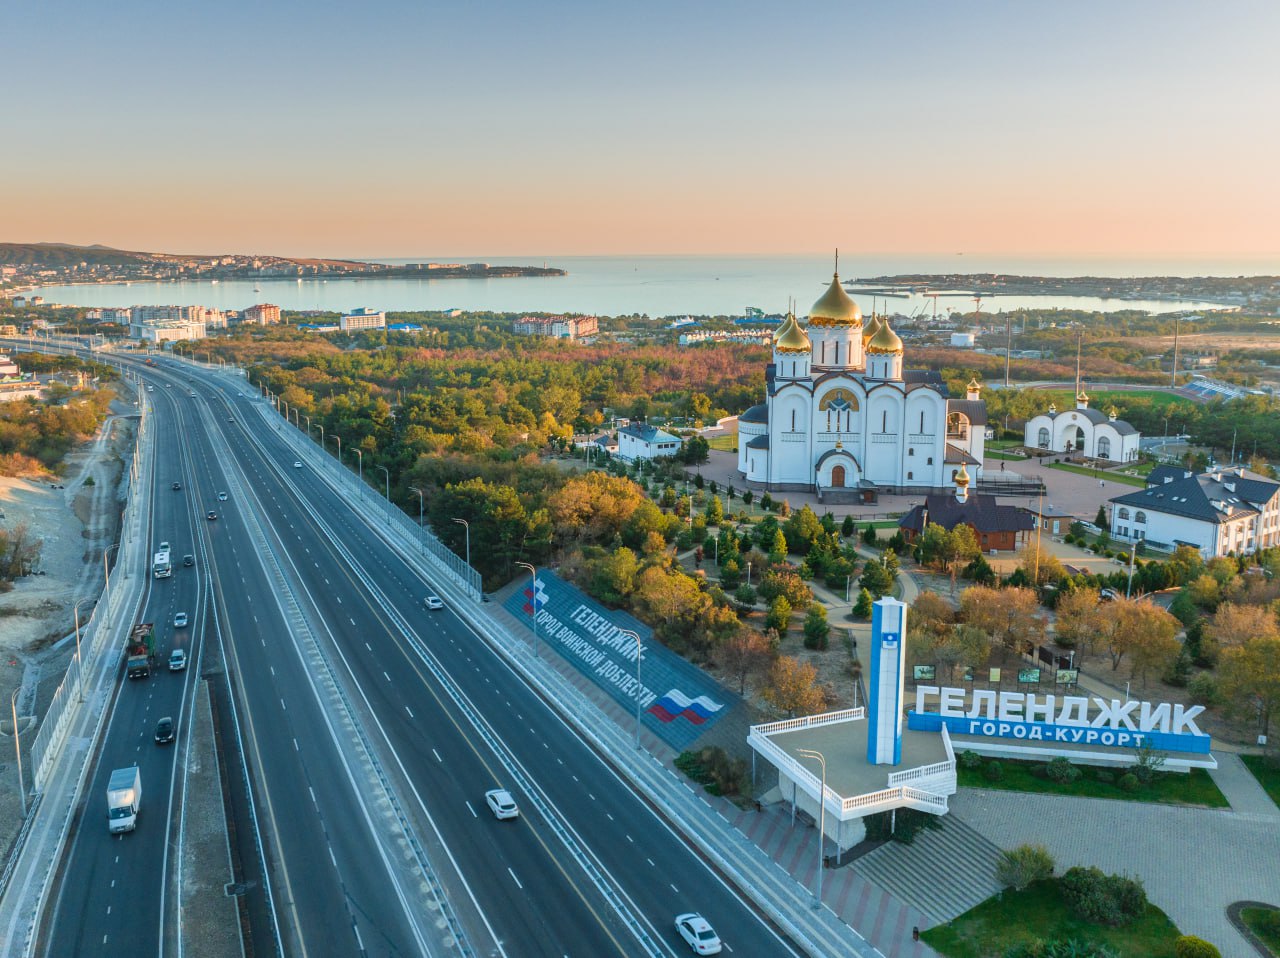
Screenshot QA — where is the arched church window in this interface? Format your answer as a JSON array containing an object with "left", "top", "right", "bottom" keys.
[
  {"left": 791, "top": 410, "right": 796, "bottom": 431},
  {"left": 1038, "top": 427, "right": 1050, "bottom": 448},
  {"left": 882, "top": 411, "right": 888, "bottom": 432},
  {"left": 1098, "top": 436, "right": 1111, "bottom": 459},
  {"left": 1135, "top": 511, "right": 1147, "bottom": 524},
  {"left": 920, "top": 411, "right": 925, "bottom": 433}
]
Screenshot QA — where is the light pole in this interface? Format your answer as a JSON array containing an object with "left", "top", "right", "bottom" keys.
[
  {"left": 516, "top": 560, "right": 538, "bottom": 657},
  {"left": 409, "top": 487, "right": 425, "bottom": 529},
  {"left": 73, "top": 598, "right": 92, "bottom": 703},
  {"left": 335, "top": 435, "right": 342, "bottom": 466},
  {"left": 376, "top": 465, "right": 390, "bottom": 501},
  {"left": 797, "top": 748, "right": 827, "bottom": 908},
  {"left": 618, "top": 628, "right": 643, "bottom": 748},
  {"left": 103, "top": 542, "right": 120, "bottom": 595},
  {"left": 454, "top": 518, "right": 472, "bottom": 574},
  {"left": 312, "top": 423, "right": 324, "bottom": 448},
  {"left": 354, "top": 449, "right": 363, "bottom": 489},
  {"left": 11, "top": 688, "right": 26, "bottom": 817},
  {"left": 746, "top": 560, "right": 752, "bottom": 587}
]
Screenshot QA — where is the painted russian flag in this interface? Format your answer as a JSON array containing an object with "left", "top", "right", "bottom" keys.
[
  {"left": 521, "top": 577, "right": 546, "bottom": 617},
  {"left": 648, "top": 689, "right": 725, "bottom": 725}
]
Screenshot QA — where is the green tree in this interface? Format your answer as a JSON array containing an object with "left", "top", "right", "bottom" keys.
[
  {"left": 859, "top": 558, "right": 894, "bottom": 599},
  {"left": 1095, "top": 505, "right": 1109, "bottom": 531},
  {"left": 802, "top": 604, "right": 830, "bottom": 650},
  {"left": 704, "top": 495, "right": 724, "bottom": 526},
  {"left": 765, "top": 596, "right": 793, "bottom": 636},
  {"left": 841, "top": 515, "right": 856, "bottom": 538},
  {"left": 1218, "top": 635, "right": 1280, "bottom": 737},
  {"left": 852, "top": 588, "right": 874, "bottom": 618},
  {"left": 995, "top": 844, "right": 1055, "bottom": 891}
]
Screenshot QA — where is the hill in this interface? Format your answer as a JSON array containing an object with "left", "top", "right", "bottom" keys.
[{"left": 0, "top": 242, "right": 177, "bottom": 268}]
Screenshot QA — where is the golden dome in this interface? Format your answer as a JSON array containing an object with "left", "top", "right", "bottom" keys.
[
  {"left": 967, "top": 378, "right": 982, "bottom": 392},
  {"left": 808, "top": 274, "right": 863, "bottom": 328},
  {"left": 862, "top": 313, "right": 883, "bottom": 344},
  {"left": 1077, "top": 389, "right": 1089, "bottom": 402},
  {"left": 866, "top": 320, "right": 904, "bottom": 355},
  {"left": 774, "top": 313, "right": 812, "bottom": 354},
  {"left": 955, "top": 463, "right": 971, "bottom": 487}
]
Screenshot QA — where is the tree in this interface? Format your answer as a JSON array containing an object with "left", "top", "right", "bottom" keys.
[
  {"left": 733, "top": 582, "right": 757, "bottom": 610},
  {"left": 783, "top": 505, "right": 825, "bottom": 555},
  {"left": 704, "top": 495, "right": 724, "bottom": 527},
  {"left": 1206, "top": 602, "right": 1279, "bottom": 649},
  {"left": 1019, "top": 539, "right": 1066, "bottom": 588},
  {"left": 547, "top": 472, "right": 647, "bottom": 546},
  {"left": 769, "top": 528, "right": 789, "bottom": 561},
  {"left": 803, "top": 604, "right": 830, "bottom": 650},
  {"left": 961, "top": 586, "right": 1044, "bottom": 654},
  {"left": 909, "top": 591, "right": 954, "bottom": 644},
  {"left": 758, "top": 569, "right": 812, "bottom": 607},
  {"left": 1095, "top": 505, "right": 1109, "bottom": 531},
  {"left": 1188, "top": 574, "right": 1223, "bottom": 611},
  {"left": 584, "top": 547, "right": 639, "bottom": 605},
  {"left": 765, "top": 596, "right": 792, "bottom": 636},
  {"left": 762, "top": 656, "right": 828, "bottom": 717},
  {"left": 714, "top": 628, "right": 775, "bottom": 694},
  {"left": 1166, "top": 544, "right": 1205, "bottom": 586},
  {"left": 681, "top": 435, "right": 710, "bottom": 464},
  {"left": 995, "top": 844, "right": 1055, "bottom": 891},
  {"left": 1218, "top": 635, "right": 1280, "bottom": 737},
  {"left": 841, "top": 515, "right": 856, "bottom": 538},
  {"left": 852, "top": 588, "right": 874, "bottom": 618},
  {"left": 742, "top": 490, "right": 754, "bottom": 508},
  {"left": 1097, "top": 598, "right": 1179, "bottom": 676},
  {"left": 1054, "top": 587, "right": 1103, "bottom": 651},
  {"left": 859, "top": 558, "right": 894, "bottom": 599}
]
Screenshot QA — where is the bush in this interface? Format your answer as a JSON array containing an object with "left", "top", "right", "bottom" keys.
[
  {"left": 1174, "top": 935, "right": 1222, "bottom": 958},
  {"left": 1060, "top": 866, "right": 1148, "bottom": 927},
  {"left": 983, "top": 760, "right": 1004, "bottom": 783},
  {"left": 959, "top": 749, "right": 983, "bottom": 770},
  {"left": 1187, "top": 672, "right": 1222, "bottom": 707},
  {"left": 674, "top": 746, "right": 750, "bottom": 798},
  {"left": 1118, "top": 773, "right": 1139, "bottom": 792},
  {"left": 1044, "top": 756, "right": 1081, "bottom": 784},
  {"left": 996, "top": 843, "right": 1056, "bottom": 890},
  {"left": 1094, "top": 769, "right": 1115, "bottom": 784}
]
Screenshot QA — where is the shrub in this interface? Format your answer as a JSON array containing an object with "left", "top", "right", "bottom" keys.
[
  {"left": 1061, "top": 867, "right": 1148, "bottom": 927},
  {"left": 1174, "top": 935, "right": 1221, "bottom": 958},
  {"left": 959, "top": 749, "right": 983, "bottom": 770},
  {"left": 1187, "top": 672, "right": 1222, "bottom": 707},
  {"left": 1044, "top": 756, "right": 1081, "bottom": 784},
  {"left": 1094, "top": 769, "right": 1115, "bottom": 784},
  {"left": 995, "top": 844, "right": 1056, "bottom": 890},
  {"left": 983, "top": 760, "right": 1004, "bottom": 783},
  {"left": 1118, "top": 773, "right": 1139, "bottom": 792}
]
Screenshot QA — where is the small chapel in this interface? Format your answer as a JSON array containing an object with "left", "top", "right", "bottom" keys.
[
  {"left": 737, "top": 264, "right": 987, "bottom": 501},
  {"left": 1022, "top": 392, "right": 1141, "bottom": 463}
]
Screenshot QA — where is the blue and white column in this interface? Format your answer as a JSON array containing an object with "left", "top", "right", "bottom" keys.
[{"left": 867, "top": 597, "right": 908, "bottom": 766}]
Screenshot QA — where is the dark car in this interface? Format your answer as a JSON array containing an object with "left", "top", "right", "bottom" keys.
[
  {"left": 154, "top": 716, "right": 175, "bottom": 744},
  {"left": 206, "top": 511, "right": 217, "bottom": 521},
  {"left": 183, "top": 554, "right": 194, "bottom": 567},
  {"left": 172, "top": 481, "right": 182, "bottom": 490}
]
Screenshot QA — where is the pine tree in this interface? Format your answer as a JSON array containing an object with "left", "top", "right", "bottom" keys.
[{"left": 853, "top": 588, "right": 874, "bottom": 618}]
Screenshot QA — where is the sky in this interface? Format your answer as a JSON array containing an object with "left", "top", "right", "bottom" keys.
[{"left": 6, "top": 0, "right": 1279, "bottom": 260}]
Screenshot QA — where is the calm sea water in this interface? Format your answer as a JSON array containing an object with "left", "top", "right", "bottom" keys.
[{"left": 35, "top": 253, "right": 1258, "bottom": 317}]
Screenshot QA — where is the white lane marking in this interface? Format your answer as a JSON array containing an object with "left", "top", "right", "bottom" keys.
[
  {"left": 647, "top": 858, "right": 655, "bottom": 867},
  {"left": 626, "top": 834, "right": 634, "bottom": 843},
  {"left": 349, "top": 617, "right": 356, "bottom": 625},
  {"left": 405, "top": 706, "right": 414, "bottom": 719},
  {"left": 383, "top": 671, "right": 391, "bottom": 682},
  {"left": 507, "top": 868, "right": 523, "bottom": 890},
  {"left": 293, "top": 738, "right": 299, "bottom": 751},
  {"left": 280, "top": 698, "right": 286, "bottom": 711},
  {"left": 269, "top": 666, "right": 275, "bottom": 677},
  {"left": 465, "top": 801, "right": 477, "bottom": 818},
  {"left": 328, "top": 845, "right": 337, "bottom": 868},
  {"left": 670, "top": 884, "right": 678, "bottom": 893},
  {"left": 365, "top": 642, "right": 372, "bottom": 651},
  {"left": 336, "top": 596, "right": 342, "bottom": 604},
  {"left": 309, "top": 786, "right": 317, "bottom": 805},
  {"left": 353, "top": 925, "right": 364, "bottom": 950}
]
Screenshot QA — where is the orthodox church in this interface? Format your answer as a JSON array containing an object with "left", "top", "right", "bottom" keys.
[
  {"left": 1023, "top": 392, "right": 1140, "bottom": 463},
  {"left": 737, "top": 267, "right": 987, "bottom": 501}
]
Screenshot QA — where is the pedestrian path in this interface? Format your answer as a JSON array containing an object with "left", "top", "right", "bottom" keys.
[
  {"left": 852, "top": 816, "right": 1004, "bottom": 925},
  {"left": 1208, "top": 752, "right": 1280, "bottom": 821}
]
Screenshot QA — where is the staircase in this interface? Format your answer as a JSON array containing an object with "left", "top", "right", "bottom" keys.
[{"left": 852, "top": 816, "right": 1004, "bottom": 925}]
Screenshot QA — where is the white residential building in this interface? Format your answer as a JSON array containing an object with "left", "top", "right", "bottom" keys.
[
  {"left": 1109, "top": 466, "right": 1280, "bottom": 558},
  {"left": 340, "top": 307, "right": 386, "bottom": 332},
  {"left": 617, "top": 423, "right": 682, "bottom": 462}
]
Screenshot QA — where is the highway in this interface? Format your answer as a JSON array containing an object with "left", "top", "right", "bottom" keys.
[{"left": 39, "top": 353, "right": 804, "bottom": 957}]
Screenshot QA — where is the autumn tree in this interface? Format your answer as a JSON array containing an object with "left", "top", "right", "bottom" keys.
[
  {"left": 762, "top": 656, "right": 828, "bottom": 717},
  {"left": 909, "top": 591, "right": 955, "bottom": 645},
  {"left": 765, "top": 596, "right": 793, "bottom": 636},
  {"left": 1098, "top": 598, "right": 1180, "bottom": 678},
  {"left": 547, "top": 472, "right": 646, "bottom": 545},
  {"left": 1018, "top": 539, "right": 1066, "bottom": 588},
  {"left": 1206, "top": 602, "right": 1280, "bottom": 650},
  {"left": 714, "top": 628, "right": 775, "bottom": 693},
  {"left": 1054, "top": 587, "right": 1103, "bottom": 652},
  {"left": 1218, "top": 636, "right": 1280, "bottom": 737},
  {"left": 960, "top": 586, "right": 1044, "bottom": 654}
]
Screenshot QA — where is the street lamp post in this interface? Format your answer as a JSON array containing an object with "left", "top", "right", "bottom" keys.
[
  {"left": 454, "top": 518, "right": 472, "bottom": 575},
  {"left": 376, "top": 465, "right": 390, "bottom": 501},
  {"left": 312, "top": 423, "right": 324, "bottom": 448},
  {"left": 515, "top": 560, "right": 538, "bottom": 657},
  {"left": 73, "top": 598, "right": 92, "bottom": 703},
  {"left": 11, "top": 688, "right": 26, "bottom": 817},
  {"left": 796, "top": 748, "right": 827, "bottom": 908},
  {"left": 409, "top": 487, "right": 425, "bottom": 530},
  {"left": 353, "top": 449, "right": 363, "bottom": 490},
  {"left": 335, "top": 435, "right": 342, "bottom": 466},
  {"left": 618, "top": 628, "right": 642, "bottom": 749}
]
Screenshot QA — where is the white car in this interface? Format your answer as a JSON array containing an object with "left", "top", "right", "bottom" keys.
[
  {"left": 218, "top": 491, "right": 228, "bottom": 501},
  {"left": 174, "top": 612, "right": 188, "bottom": 628},
  {"left": 159, "top": 541, "right": 170, "bottom": 552},
  {"left": 484, "top": 789, "right": 519, "bottom": 820},
  {"left": 169, "top": 648, "right": 187, "bottom": 671},
  {"left": 424, "top": 595, "right": 444, "bottom": 611},
  {"left": 293, "top": 461, "right": 303, "bottom": 469},
  {"left": 675, "top": 913, "right": 722, "bottom": 955}
]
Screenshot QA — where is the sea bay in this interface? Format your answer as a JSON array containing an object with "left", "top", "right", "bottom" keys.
[{"left": 34, "top": 253, "right": 1252, "bottom": 318}]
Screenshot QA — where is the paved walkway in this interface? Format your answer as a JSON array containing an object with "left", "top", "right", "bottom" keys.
[{"left": 952, "top": 784, "right": 1280, "bottom": 958}]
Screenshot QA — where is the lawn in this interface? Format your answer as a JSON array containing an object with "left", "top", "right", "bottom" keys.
[
  {"left": 1241, "top": 905, "right": 1280, "bottom": 956},
  {"left": 1047, "top": 461, "right": 1148, "bottom": 486},
  {"left": 957, "top": 756, "right": 1229, "bottom": 808},
  {"left": 987, "top": 450, "right": 1028, "bottom": 461},
  {"left": 1241, "top": 754, "right": 1280, "bottom": 811},
  {"left": 706, "top": 434, "right": 738, "bottom": 452},
  {"left": 1032, "top": 389, "right": 1198, "bottom": 413},
  {"left": 922, "top": 878, "right": 1182, "bottom": 958}
]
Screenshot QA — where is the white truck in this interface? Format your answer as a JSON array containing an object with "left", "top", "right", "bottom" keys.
[
  {"left": 107, "top": 766, "right": 141, "bottom": 834},
  {"left": 152, "top": 550, "right": 172, "bottom": 579}
]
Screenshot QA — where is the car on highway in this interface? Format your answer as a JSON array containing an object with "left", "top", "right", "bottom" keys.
[
  {"left": 217, "top": 491, "right": 228, "bottom": 501},
  {"left": 293, "top": 461, "right": 303, "bottom": 469},
  {"left": 159, "top": 541, "right": 170, "bottom": 552},
  {"left": 169, "top": 648, "right": 187, "bottom": 671},
  {"left": 227, "top": 417, "right": 235, "bottom": 423},
  {"left": 154, "top": 717, "right": 175, "bottom": 745},
  {"left": 424, "top": 595, "right": 444, "bottom": 611},
  {"left": 172, "top": 481, "right": 182, "bottom": 490},
  {"left": 183, "top": 554, "right": 194, "bottom": 567},
  {"left": 206, "top": 511, "right": 217, "bottom": 521},
  {"left": 484, "top": 788, "right": 519, "bottom": 820},
  {"left": 675, "top": 913, "right": 722, "bottom": 955},
  {"left": 174, "top": 612, "right": 188, "bottom": 628}
]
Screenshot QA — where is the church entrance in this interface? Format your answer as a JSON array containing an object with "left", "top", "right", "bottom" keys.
[
  {"left": 1071, "top": 426, "right": 1085, "bottom": 451},
  {"left": 831, "top": 465, "right": 847, "bottom": 488}
]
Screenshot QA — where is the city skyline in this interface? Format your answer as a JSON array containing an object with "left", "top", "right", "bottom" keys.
[{"left": 7, "top": 0, "right": 1279, "bottom": 259}]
